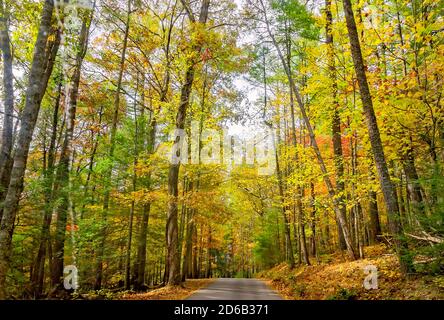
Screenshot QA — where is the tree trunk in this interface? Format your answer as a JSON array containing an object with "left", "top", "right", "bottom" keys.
[
  {"left": 298, "top": 188, "right": 309, "bottom": 265},
  {"left": 125, "top": 200, "right": 135, "bottom": 290},
  {"left": 193, "top": 224, "right": 199, "bottom": 278},
  {"left": 205, "top": 227, "right": 212, "bottom": 278},
  {"left": 309, "top": 182, "right": 317, "bottom": 257},
  {"left": 95, "top": 0, "right": 131, "bottom": 290},
  {"left": 166, "top": 67, "right": 193, "bottom": 285},
  {"left": 133, "top": 119, "right": 157, "bottom": 291},
  {"left": 284, "top": 30, "right": 307, "bottom": 266},
  {"left": 31, "top": 25, "right": 68, "bottom": 294},
  {"left": 181, "top": 179, "right": 198, "bottom": 282},
  {"left": 0, "top": 0, "right": 56, "bottom": 299},
  {"left": 181, "top": 207, "right": 194, "bottom": 281},
  {"left": 124, "top": 73, "right": 142, "bottom": 290},
  {"left": 178, "top": 178, "right": 188, "bottom": 278},
  {"left": 81, "top": 105, "right": 104, "bottom": 218},
  {"left": 132, "top": 17, "right": 170, "bottom": 285},
  {"left": 325, "top": 0, "right": 348, "bottom": 251},
  {"left": 166, "top": 0, "right": 210, "bottom": 286},
  {"left": 50, "top": 13, "right": 91, "bottom": 292},
  {"left": 133, "top": 204, "right": 150, "bottom": 290},
  {"left": 260, "top": 0, "right": 356, "bottom": 260},
  {"left": 267, "top": 92, "right": 295, "bottom": 267},
  {"left": 292, "top": 205, "right": 300, "bottom": 264},
  {"left": 403, "top": 146, "right": 425, "bottom": 216},
  {"left": 30, "top": 79, "right": 62, "bottom": 297},
  {"left": 1, "top": 7, "right": 60, "bottom": 220},
  {"left": 368, "top": 167, "right": 382, "bottom": 244},
  {"left": 273, "top": 131, "right": 296, "bottom": 268},
  {"left": 0, "top": 0, "right": 14, "bottom": 222},
  {"left": 342, "top": 0, "right": 411, "bottom": 273}
]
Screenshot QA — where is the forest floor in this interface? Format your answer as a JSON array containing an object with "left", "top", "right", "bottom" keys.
[
  {"left": 119, "top": 279, "right": 215, "bottom": 300},
  {"left": 257, "top": 244, "right": 444, "bottom": 300}
]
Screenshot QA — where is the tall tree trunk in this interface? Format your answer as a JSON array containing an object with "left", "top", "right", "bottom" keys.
[
  {"left": 265, "top": 47, "right": 295, "bottom": 267},
  {"left": 133, "top": 203, "right": 150, "bottom": 290},
  {"left": 355, "top": 204, "right": 364, "bottom": 258},
  {"left": 125, "top": 159, "right": 136, "bottom": 290},
  {"left": 133, "top": 120, "right": 157, "bottom": 291},
  {"left": 181, "top": 206, "right": 193, "bottom": 281},
  {"left": 342, "top": 0, "right": 411, "bottom": 273},
  {"left": 29, "top": 28, "right": 63, "bottom": 294},
  {"left": 125, "top": 199, "right": 135, "bottom": 290},
  {"left": 30, "top": 79, "right": 62, "bottom": 297},
  {"left": 0, "top": 0, "right": 56, "bottom": 299},
  {"left": 298, "top": 187, "right": 309, "bottom": 265},
  {"left": 193, "top": 224, "right": 199, "bottom": 278},
  {"left": 124, "top": 73, "right": 141, "bottom": 290},
  {"left": 284, "top": 28, "right": 307, "bottom": 266},
  {"left": 178, "top": 177, "right": 188, "bottom": 279},
  {"left": 81, "top": 105, "right": 104, "bottom": 218},
  {"left": 403, "top": 145, "right": 425, "bottom": 216},
  {"left": 260, "top": 0, "right": 356, "bottom": 260},
  {"left": 292, "top": 205, "right": 300, "bottom": 264},
  {"left": 272, "top": 129, "right": 296, "bottom": 268},
  {"left": 0, "top": 6, "right": 60, "bottom": 220},
  {"left": 95, "top": 0, "right": 131, "bottom": 290},
  {"left": 133, "top": 16, "right": 171, "bottom": 285},
  {"left": 205, "top": 227, "right": 212, "bottom": 278},
  {"left": 349, "top": 131, "right": 358, "bottom": 250},
  {"left": 166, "top": 0, "right": 210, "bottom": 286},
  {"left": 394, "top": 3, "right": 425, "bottom": 216},
  {"left": 199, "top": 226, "right": 205, "bottom": 278},
  {"left": 50, "top": 12, "right": 92, "bottom": 292},
  {"left": 325, "top": 0, "right": 347, "bottom": 251},
  {"left": 166, "top": 66, "right": 194, "bottom": 285},
  {"left": 0, "top": 0, "right": 14, "bottom": 222},
  {"left": 309, "top": 182, "right": 317, "bottom": 257},
  {"left": 368, "top": 167, "right": 382, "bottom": 244},
  {"left": 398, "top": 172, "right": 409, "bottom": 226}
]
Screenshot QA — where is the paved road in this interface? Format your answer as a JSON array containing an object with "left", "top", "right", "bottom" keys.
[{"left": 187, "top": 278, "right": 283, "bottom": 300}]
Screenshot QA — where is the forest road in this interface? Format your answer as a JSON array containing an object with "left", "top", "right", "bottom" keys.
[{"left": 187, "top": 278, "right": 283, "bottom": 300}]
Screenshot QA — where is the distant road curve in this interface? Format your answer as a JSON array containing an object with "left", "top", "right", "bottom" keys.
[{"left": 187, "top": 278, "right": 283, "bottom": 300}]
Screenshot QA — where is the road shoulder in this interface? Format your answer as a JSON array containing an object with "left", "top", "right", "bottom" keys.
[{"left": 120, "top": 279, "right": 215, "bottom": 300}]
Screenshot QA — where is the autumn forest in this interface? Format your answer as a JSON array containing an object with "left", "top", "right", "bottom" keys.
[{"left": 0, "top": 0, "right": 443, "bottom": 300}]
